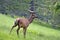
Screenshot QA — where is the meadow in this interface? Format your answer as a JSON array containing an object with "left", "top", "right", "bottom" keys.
[{"left": 0, "top": 14, "right": 60, "bottom": 40}]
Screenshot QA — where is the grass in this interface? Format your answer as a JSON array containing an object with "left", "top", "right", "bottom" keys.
[{"left": 0, "top": 14, "right": 60, "bottom": 40}]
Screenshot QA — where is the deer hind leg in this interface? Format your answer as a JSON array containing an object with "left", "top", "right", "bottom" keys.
[
  {"left": 23, "top": 27, "right": 27, "bottom": 38},
  {"left": 16, "top": 25, "right": 20, "bottom": 37},
  {"left": 10, "top": 21, "right": 18, "bottom": 34}
]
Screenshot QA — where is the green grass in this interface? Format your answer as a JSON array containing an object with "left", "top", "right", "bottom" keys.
[{"left": 0, "top": 14, "right": 60, "bottom": 40}]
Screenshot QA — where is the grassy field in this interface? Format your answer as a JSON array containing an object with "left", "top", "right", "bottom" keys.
[{"left": 0, "top": 14, "right": 60, "bottom": 40}]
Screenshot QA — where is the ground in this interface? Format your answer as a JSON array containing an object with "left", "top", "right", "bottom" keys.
[{"left": 0, "top": 14, "right": 60, "bottom": 40}]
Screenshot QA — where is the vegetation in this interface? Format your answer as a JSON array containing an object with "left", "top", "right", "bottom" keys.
[
  {"left": 0, "top": 14, "right": 60, "bottom": 40},
  {"left": 0, "top": 0, "right": 60, "bottom": 40},
  {"left": 0, "top": 0, "right": 60, "bottom": 28}
]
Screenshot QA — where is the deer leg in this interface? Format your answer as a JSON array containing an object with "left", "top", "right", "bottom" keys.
[
  {"left": 23, "top": 27, "right": 27, "bottom": 38},
  {"left": 10, "top": 21, "right": 18, "bottom": 34},
  {"left": 10, "top": 25, "right": 17, "bottom": 34},
  {"left": 16, "top": 26, "right": 20, "bottom": 37}
]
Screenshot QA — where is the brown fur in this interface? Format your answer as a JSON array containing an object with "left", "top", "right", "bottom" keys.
[{"left": 10, "top": 13, "right": 38, "bottom": 38}]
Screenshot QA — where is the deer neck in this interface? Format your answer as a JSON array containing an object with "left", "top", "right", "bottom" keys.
[{"left": 28, "top": 14, "right": 34, "bottom": 23}]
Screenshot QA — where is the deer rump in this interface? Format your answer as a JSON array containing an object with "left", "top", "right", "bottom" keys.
[{"left": 15, "top": 18, "right": 30, "bottom": 28}]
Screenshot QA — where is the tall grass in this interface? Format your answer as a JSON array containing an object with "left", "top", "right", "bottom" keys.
[{"left": 0, "top": 14, "right": 60, "bottom": 40}]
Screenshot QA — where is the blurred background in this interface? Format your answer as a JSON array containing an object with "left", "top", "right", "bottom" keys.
[{"left": 0, "top": 0, "right": 60, "bottom": 40}]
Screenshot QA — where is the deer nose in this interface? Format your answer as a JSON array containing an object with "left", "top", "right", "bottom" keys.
[{"left": 35, "top": 16, "right": 38, "bottom": 18}]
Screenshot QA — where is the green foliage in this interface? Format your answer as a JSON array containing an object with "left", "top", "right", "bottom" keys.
[
  {"left": 0, "top": 0, "right": 60, "bottom": 29},
  {"left": 0, "top": 14, "right": 60, "bottom": 40}
]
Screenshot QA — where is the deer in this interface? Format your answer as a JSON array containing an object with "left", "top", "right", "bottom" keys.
[{"left": 10, "top": 10, "right": 38, "bottom": 38}]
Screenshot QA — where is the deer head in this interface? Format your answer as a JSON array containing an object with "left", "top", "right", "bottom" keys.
[
  {"left": 28, "top": 11, "right": 38, "bottom": 23},
  {"left": 28, "top": 10, "right": 38, "bottom": 18},
  {"left": 30, "top": 11, "right": 38, "bottom": 18}
]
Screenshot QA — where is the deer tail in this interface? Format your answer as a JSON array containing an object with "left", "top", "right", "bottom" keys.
[{"left": 14, "top": 20, "right": 19, "bottom": 25}]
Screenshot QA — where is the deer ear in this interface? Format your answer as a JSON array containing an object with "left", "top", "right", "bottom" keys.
[{"left": 28, "top": 10, "right": 34, "bottom": 12}]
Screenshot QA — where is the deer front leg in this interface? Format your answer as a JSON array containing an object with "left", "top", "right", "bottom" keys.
[{"left": 23, "top": 27, "right": 27, "bottom": 38}]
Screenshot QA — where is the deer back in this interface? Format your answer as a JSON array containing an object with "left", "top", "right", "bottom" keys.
[{"left": 16, "top": 18, "right": 30, "bottom": 27}]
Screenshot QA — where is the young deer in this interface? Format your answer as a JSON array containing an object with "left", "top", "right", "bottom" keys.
[{"left": 10, "top": 11, "right": 38, "bottom": 38}]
